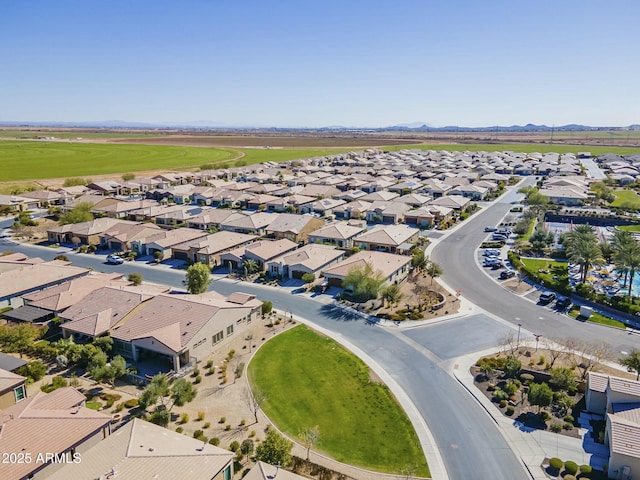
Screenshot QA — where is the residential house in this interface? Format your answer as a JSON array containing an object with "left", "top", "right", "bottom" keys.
[
  {"left": 266, "top": 244, "right": 345, "bottom": 279},
  {"left": 586, "top": 372, "right": 640, "bottom": 479},
  {"left": 20, "top": 189, "right": 66, "bottom": 207},
  {"left": 322, "top": 250, "right": 411, "bottom": 287},
  {"left": 0, "top": 368, "right": 26, "bottom": 410},
  {"left": 60, "top": 194, "right": 118, "bottom": 213},
  {"left": 92, "top": 199, "right": 158, "bottom": 219},
  {"left": 0, "top": 387, "right": 112, "bottom": 480},
  {"left": 333, "top": 200, "right": 372, "bottom": 220},
  {"left": 187, "top": 209, "right": 247, "bottom": 231},
  {"left": 111, "top": 291, "right": 262, "bottom": 372},
  {"left": 60, "top": 286, "right": 159, "bottom": 341},
  {"left": 47, "top": 218, "right": 137, "bottom": 245},
  {"left": 245, "top": 461, "right": 308, "bottom": 480},
  {"left": 421, "top": 179, "right": 452, "bottom": 198},
  {"left": 308, "top": 221, "right": 366, "bottom": 249},
  {"left": 131, "top": 227, "right": 208, "bottom": 259},
  {"left": 220, "top": 211, "right": 275, "bottom": 236},
  {"left": 353, "top": 224, "right": 419, "bottom": 254},
  {"left": 298, "top": 184, "right": 340, "bottom": 199},
  {"left": 219, "top": 239, "right": 298, "bottom": 270},
  {"left": 86, "top": 180, "right": 123, "bottom": 195},
  {"left": 428, "top": 194, "right": 471, "bottom": 211},
  {"left": 359, "top": 191, "right": 399, "bottom": 203},
  {"left": 0, "top": 194, "right": 42, "bottom": 212},
  {"left": 265, "top": 213, "right": 325, "bottom": 243},
  {"left": 265, "top": 194, "right": 316, "bottom": 213},
  {"left": 298, "top": 198, "right": 347, "bottom": 218},
  {"left": 392, "top": 193, "right": 431, "bottom": 208},
  {"left": 153, "top": 205, "right": 205, "bottom": 227},
  {"left": 100, "top": 222, "right": 165, "bottom": 252},
  {"left": 0, "top": 352, "right": 27, "bottom": 373},
  {"left": 448, "top": 184, "right": 489, "bottom": 200},
  {"left": 404, "top": 205, "right": 454, "bottom": 228},
  {"left": 246, "top": 193, "right": 279, "bottom": 210},
  {"left": 0, "top": 259, "right": 90, "bottom": 309},
  {"left": 22, "top": 272, "right": 130, "bottom": 315},
  {"left": 171, "top": 231, "right": 257, "bottom": 266},
  {"left": 365, "top": 201, "right": 411, "bottom": 224},
  {"left": 46, "top": 418, "right": 235, "bottom": 480}
]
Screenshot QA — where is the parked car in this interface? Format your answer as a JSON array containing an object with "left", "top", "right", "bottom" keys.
[
  {"left": 556, "top": 297, "right": 571, "bottom": 309},
  {"left": 500, "top": 270, "right": 515, "bottom": 280},
  {"left": 483, "top": 258, "right": 502, "bottom": 267},
  {"left": 484, "top": 226, "right": 498, "bottom": 232},
  {"left": 539, "top": 292, "right": 557, "bottom": 304},
  {"left": 492, "top": 234, "right": 508, "bottom": 241},
  {"left": 106, "top": 254, "right": 124, "bottom": 265},
  {"left": 496, "top": 228, "right": 512, "bottom": 235},
  {"left": 483, "top": 249, "right": 500, "bottom": 257}
]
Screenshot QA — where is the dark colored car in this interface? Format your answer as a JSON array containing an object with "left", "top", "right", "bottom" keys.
[
  {"left": 500, "top": 270, "right": 515, "bottom": 280},
  {"left": 539, "top": 292, "right": 557, "bottom": 304},
  {"left": 556, "top": 297, "right": 571, "bottom": 309}
]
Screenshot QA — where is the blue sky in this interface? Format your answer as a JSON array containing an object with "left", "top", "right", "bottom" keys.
[{"left": 2, "top": 1, "right": 639, "bottom": 128}]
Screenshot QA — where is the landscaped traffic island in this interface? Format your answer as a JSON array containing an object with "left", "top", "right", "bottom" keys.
[{"left": 248, "top": 325, "right": 430, "bottom": 477}]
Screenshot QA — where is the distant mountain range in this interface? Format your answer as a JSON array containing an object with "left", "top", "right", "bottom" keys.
[{"left": 1, "top": 120, "right": 639, "bottom": 132}]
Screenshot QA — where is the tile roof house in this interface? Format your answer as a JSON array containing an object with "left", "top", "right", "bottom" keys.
[
  {"left": 131, "top": 227, "right": 209, "bottom": 259},
  {"left": 365, "top": 201, "right": 412, "bottom": 224},
  {"left": 170, "top": 231, "right": 257, "bottom": 266},
  {"left": 0, "top": 368, "right": 26, "bottom": 410},
  {"left": 0, "top": 387, "right": 112, "bottom": 480},
  {"left": 353, "top": 224, "right": 419, "bottom": 254},
  {"left": 332, "top": 199, "right": 373, "bottom": 220},
  {"left": 244, "top": 461, "right": 308, "bottom": 480},
  {"left": 266, "top": 244, "right": 345, "bottom": 279},
  {"left": 47, "top": 218, "right": 137, "bottom": 245},
  {"left": 219, "top": 239, "right": 299, "bottom": 270},
  {"left": 60, "top": 286, "right": 157, "bottom": 341},
  {"left": 111, "top": 292, "right": 261, "bottom": 372},
  {"left": 428, "top": 194, "right": 471, "bottom": 211},
  {"left": 264, "top": 213, "right": 325, "bottom": 243},
  {"left": 187, "top": 209, "right": 247, "bottom": 231},
  {"left": 322, "top": 250, "right": 411, "bottom": 287},
  {"left": 404, "top": 205, "right": 453, "bottom": 228},
  {"left": 220, "top": 211, "right": 276, "bottom": 236},
  {"left": 92, "top": 199, "right": 158, "bottom": 219},
  {"left": 22, "top": 272, "right": 130, "bottom": 314},
  {"left": 99, "top": 221, "right": 165, "bottom": 252},
  {"left": 586, "top": 372, "right": 640, "bottom": 479},
  {"left": 308, "top": 221, "right": 366, "bottom": 248},
  {"left": 0, "top": 260, "right": 90, "bottom": 309},
  {"left": 46, "top": 418, "right": 234, "bottom": 480},
  {"left": 298, "top": 198, "right": 347, "bottom": 217},
  {"left": 265, "top": 194, "right": 316, "bottom": 213}
]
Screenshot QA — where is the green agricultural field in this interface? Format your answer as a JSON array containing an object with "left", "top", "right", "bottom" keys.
[
  {"left": 611, "top": 189, "right": 640, "bottom": 209},
  {"left": 0, "top": 140, "right": 355, "bottom": 182},
  {"left": 248, "top": 325, "right": 429, "bottom": 476},
  {"left": 383, "top": 143, "right": 640, "bottom": 155},
  {"left": 0, "top": 130, "right": 158, "bottom": 140}
]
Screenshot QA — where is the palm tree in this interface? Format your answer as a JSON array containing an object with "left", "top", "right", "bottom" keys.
[
  {"left": 564, "top": 226, "right": 602, "bottom": 283},
  {"left": 242, "top": 259, "right": 260, "bottom": 279},
  {"left": 380, "top": 284, "right": 403, "bottom": 307},
  {"left": 611, "top": 230, "right": 637, "bottom": 287},
  {"left": 621, "top": 242, "right": 640, "bottom": 297}
]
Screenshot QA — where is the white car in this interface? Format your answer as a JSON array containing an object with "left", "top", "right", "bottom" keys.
[{"left": 106, "top": 254, "right": 124, "bottom": 265}]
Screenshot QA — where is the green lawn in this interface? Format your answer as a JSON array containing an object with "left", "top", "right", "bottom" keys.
[
  {"left": 0, "top": 140, "right": 355, "bottom": 181},
  {"left": 611, "top": 189, "right": 640, "bottom": 209},
  {"left": 248, "top": 326, "right": 429, "bottom": 477},
  {"left": 520, "top": 258, "right": 569, "bottom": 286},
  {"left": 568, "top": 307, "right": 626, "bottom": 329},
  {"left": 618, "top": 225, "right": 640, "bottom": 232}
]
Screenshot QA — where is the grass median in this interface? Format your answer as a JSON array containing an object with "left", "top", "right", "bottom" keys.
[{"left": 248, "top": 325, "right": 430, "bottom": 477}]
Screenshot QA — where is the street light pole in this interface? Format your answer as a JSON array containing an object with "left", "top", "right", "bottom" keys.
[{"left": 516, "top": 323, "right": 522, "bottom": 350}]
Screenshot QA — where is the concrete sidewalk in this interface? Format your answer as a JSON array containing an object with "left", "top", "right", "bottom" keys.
[{"left": 451, "top": 346, "right": 608, "bottom": 479}]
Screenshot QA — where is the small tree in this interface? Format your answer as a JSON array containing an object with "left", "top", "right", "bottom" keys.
[
  {"left": 301, "top": 273, "right": 315, "bottom": 288},
  {"left": 127, "top": 272, "right": 143, "bottom": 286},
  {"left": 298, "top": 425, "right": 320, "bottom": 460},
  {"left": 619, "top": 348, "right": 640, "bottom": 380},
  {"left": 240, "top": 439, "right": 254, "bottom": 463},
  {"left": 59, "top": 202, "right": 94, "bottom": 225},
  {"left": 528, "top": 382, "right": 553, "bottom": 412},
  {"left": 503, "top": 356, "right": 521, "bottom": 379},
  {"left": 93, "top": 336, "right": 113, "bottom": 354},
  {"left": 17, "top": 360, "right": 47, "bottom": 383},
  {"left": 170, "top": 378, "right": 198, "bottom": 407},
  {"left": 248, "top": 388, "right": 267, "bottom": 424},
  {"left": 380, "top": 283, "right": 403, "bottom": 307},
  {"left": 183, "top": 262, "right": 212, "bottom": 294},
  {"left": 0, "top": 323, "right": 43, "bottom": 358},
  {"left": 255, "top": 429, "right": 293, "bottom": 467},
  {"left": 342, "top": 263, "right": 385, "bottom": 302},
  {"left": 549, "top": 367, "right": 578, "bottom": 392},
  {"left": 261, "top": 301, "right": 273, "bottom": 316},
  {"left": 425, "top": 260, "right": 443, "bottom": 285},
  {"left": 122, "top": 172, "right": 135, "bottom": 181}
]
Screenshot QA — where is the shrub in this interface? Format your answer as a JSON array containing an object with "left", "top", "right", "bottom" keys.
[
  {"left": 225, "top": 424, "right": 231, "bottom": 431},
  {"left": 249, "top": 430, "right": 256, "bottom": 438},
  {"left": 492, "top": 389, "right": 509, "bottom": 403},
  {"left": 539, "top": 411, "right": 551, "bottom": 421},
  {"left": 192, "top": 368, "right": 200, "bottom": 377},
  {"left": 205, "top": 360, "right": 213, "bottom": 369},
  {"left": 115, "top": 402, "right": 125, "bottom": 412},
  {"left": 563, "top": 476, "right": 576, "bottom": 480},
  {"left": 176, "top": 427, "right": 183, "bottom": 433},
  {"left": 549, "top": 458, "right": 563, "bottom": 471},
  {"left": 564, "top": 461, "right": 578, "bottom": 475},
  {"left": 124, "top": 398, "right": 139, "bottom": 408},
  {"left": 229, "top": 440, "right": 240, "bottom": 452},
  {"left": 193, "top": 430, "right": 203, "bottom": 438},
  {"left": 197, "top": 411, "right": 205, "bottom": 421},
  {"left": 579, "top": 465, "right": 592, "bottom": 474},
  {"left": 537, "top": 355, "right": 545, "bottom": 365},
  {"left": 180, "top": 413, "right": 189, "bottom": 424},
  {"left": 563, "top": 422, "right": 574, "bottom": 430},
  {"left": 219, "top": 417, "right": 226, "bottom": 424},
  {"left": 149, "top": 410, "right": 170, "bottom": 427},
  {"left": 564, "top": 415, "right": 574, "bottom": 423},
  {"left": 195, "top": 375, "right": 202, "bottom": 384},
  {"left": 209, "top": 437, "right": 220, "bottom": 446},
  {"left": 203, "top": 422, "right": 210, "bottom": 429},
  {"left": 499, "top": 399, "right": 507, "bottom": 408},
  {"left": 520, "top": 373, "right": 535, "bottom": 384},
  {"left": 239, "top": 419, "right": 246, "bottom": 426},
  {"left": 506, "top": 406, "right": 515, "bottom": 416},
  {"left": 550, "top": 423, "right": 562, "bottom": 433}
]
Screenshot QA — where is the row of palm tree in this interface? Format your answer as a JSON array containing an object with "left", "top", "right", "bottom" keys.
[{"left": 565, "top": 225, "right": 640, "bottom": 297}]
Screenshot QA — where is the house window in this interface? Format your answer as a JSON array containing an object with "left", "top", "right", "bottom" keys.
[
  {"left": 223, "top": 465, "right": 232, "bottom": 480},
  {"left": 226, "top": 325, "right": 234, "bottom": 336},
  {"left": 212, "top": 331, "right": 224, "bottom": 345},
  {"left": 14, "top": 385, "right": 25, "bottom": 402}
]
